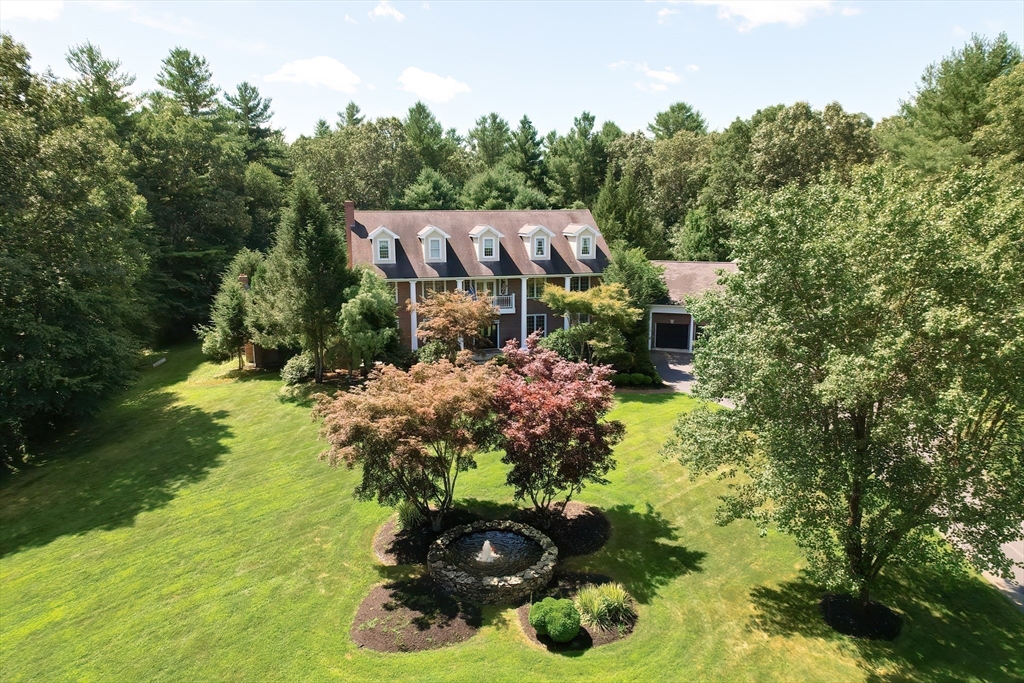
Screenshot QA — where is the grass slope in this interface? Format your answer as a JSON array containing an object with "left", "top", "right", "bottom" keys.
[{"left": 2, "top": 345, "right": 1022, "bottom": 682}]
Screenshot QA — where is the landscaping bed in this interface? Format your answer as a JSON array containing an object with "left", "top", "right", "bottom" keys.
[
  {"left": 351, "top": 576, "right": 482, "bottom": 652},
  {"left": 516, "top": 572, "right": 636, "bottom": 652}
]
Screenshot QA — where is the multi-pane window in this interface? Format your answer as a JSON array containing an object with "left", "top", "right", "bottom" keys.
[
  {"left": 377, "top": 239, "right": 390, "bottom": 261},
  {"left": 534, "top": 237, "right": 547, "bottom": 258},
  {"left": 483, "top": 237, "right": 495, "bottom": 258},
  {"left": 581, "top": 236, "right": 592, "bottom": 256},
  {"left": 387, "top": 282, "right": 399, "bottom": 303},
  {"left": 570, "top": 276, "right": 591, "bottom": 292},
  {"left": 429, "top": 238, "right": 442, "bottom": 260},
  {"left": 526, "top": 314, "right": 547, "bottom": 337},
  {"left": 526, "top": 278, "right": 546, "bottom": 299}
]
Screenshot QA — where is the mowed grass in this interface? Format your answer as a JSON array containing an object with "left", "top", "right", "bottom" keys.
[{"left": 1, "top": 345, "right": 1022, "bottom": 682}]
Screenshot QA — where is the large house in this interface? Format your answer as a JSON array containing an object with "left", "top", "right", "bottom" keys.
[
  {"left": 345, "top": 202, "right": 609, "bottom": 351},
  {"left": 344, "top": 202, "right": 735, "bottom": 355}
]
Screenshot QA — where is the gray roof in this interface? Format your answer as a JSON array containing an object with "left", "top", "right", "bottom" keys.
[
  {"left": 652, "top": 260, "right": 738, "bottom": 305},
  {"left": 350, "top": 209, "right": 609, "bottom": 280}
]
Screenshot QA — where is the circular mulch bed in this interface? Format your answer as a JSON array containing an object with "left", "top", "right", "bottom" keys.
[
  {"left": 518, "top": 502, "right": 611, "bottom": 557},
  {"left": 351, "top": 575, "right": 483, "bottom": 652},
  {"left": 516, "top": 572, "right": 636, "bottom": 652},
  {"left": 372, "top": 509, "right": 481, "bottom": 566},
  {"left": 819, "top": 593, "right": 902, "bottom": 640}
]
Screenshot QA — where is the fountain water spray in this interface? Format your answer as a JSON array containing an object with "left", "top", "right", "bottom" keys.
[{"left": 476, "top": 539, "right": 500, "bottom": 562}]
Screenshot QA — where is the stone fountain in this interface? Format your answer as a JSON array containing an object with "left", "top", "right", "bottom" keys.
[{"left": 428, "top": 520, "right": 557, "bottom": 604}]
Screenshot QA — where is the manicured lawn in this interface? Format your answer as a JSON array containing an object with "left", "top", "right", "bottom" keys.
[{"left": 2, "top": 345, "right": 1021, "bottom": 682}]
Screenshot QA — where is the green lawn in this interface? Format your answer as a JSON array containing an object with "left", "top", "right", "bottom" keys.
[{"left": 2, "top": 345, "right": 1021, "bottom": 682}]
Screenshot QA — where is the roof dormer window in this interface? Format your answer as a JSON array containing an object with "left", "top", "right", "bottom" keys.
[
  {"left": 563, "top": 223, "right": 600, "bottom": 260},
  {"left": 369, "top": 226, "right": 399, "bottom": 265},
  {"left": 469, "top": 224, "right": 503, "bottom": 262},
  {"left": 519, "top": 224, "right": 555, "bottom": 261},
  {"left": 418, "top": 225, "right": 451, "bottom": 264}
]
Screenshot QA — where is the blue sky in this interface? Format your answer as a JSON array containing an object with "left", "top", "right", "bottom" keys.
[{"left": 2, "top": 1, "right": 1021, "bottom": 140}]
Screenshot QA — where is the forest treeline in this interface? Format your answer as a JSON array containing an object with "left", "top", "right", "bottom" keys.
[{"left": 1, "top": 31, "right": 1021, "bottom": 467}]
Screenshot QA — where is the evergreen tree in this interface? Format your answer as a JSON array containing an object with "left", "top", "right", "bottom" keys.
[
  {"left": 400, "top": 167, "right": 459, "bottom": 209},
  {"left": 338, "top": 270, "right": 399, "bottom": 375},
  {"left": 243, "top": 162, "right": 284, "bottom": 250},
  {"left": 198, "top": 280, "right": 249, "bottom": 370},
  {"left": 506, "top": 115, "right": 546, "bottom": 190},
  {"left": 546, "top": 111, "right": 607, "bottom": 207},
  {"left": 338, "top": 100, "right": 364, "bottom": 127},
  {"left": 263, "top": 171, "right": 351, "bottom": 382},
  {"left": 155, "top": 47, "right": 218, "bottom": 117},
  {"left": 468, "top": 112, "right": 511, "bottom": 169},
  {"left": 225, "top": 81, "right": 276, "bottom": 163},
  {"left": 313, "top": 118, "right": 331, "bottom": 137},
  {"left": 65, "top": 41, "right": 136, "bottom": 135}
]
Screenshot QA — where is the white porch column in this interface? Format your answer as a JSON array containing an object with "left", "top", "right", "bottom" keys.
[
  {"left": 520, "top": 277, "right": 529, "bottom": 349},
  {"left": 563, "top": 276, "right": 571, "bottom": 330},
  {"left": 456, "top": 279, "right": 464, "bottom": 292},
  {"left": 688, "top": 315, "right": 695, "bottom": 353},
  {"left": 410, "top": 280, "right": 419, "bottom": 351}
]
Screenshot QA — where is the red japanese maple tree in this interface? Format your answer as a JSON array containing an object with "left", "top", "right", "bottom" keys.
[{"left": 494, "top": 334, "right": 625, "bottom": 526}]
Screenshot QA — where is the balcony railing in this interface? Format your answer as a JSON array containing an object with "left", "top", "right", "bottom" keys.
[{"left": 493, "top": 294, "right": 515, "bottom": 314}]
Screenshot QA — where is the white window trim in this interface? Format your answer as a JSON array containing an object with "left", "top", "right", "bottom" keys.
[
  {"left": 369, "top": 226, "right": 399, "bottom": 265},
  {"left": 377, "top": 238, "right": 391, "bottom": 262},
  {"left": 428, "top": 238, "right": 441, "bottom": 261},
  {"left": 418, "top": 225, "right": 451, "bottom": 264},
  {"left": 483, "top": 237, "right": 495, "bottom": 258},
  {"left": 534, "top": 236, "right": 547, "bottom": 258},
  {"left": 581, "top": 236, "right": 592, "bottom": 257},
  {"left": 526, "top": 314, "right": 547, "bottom": 337}
]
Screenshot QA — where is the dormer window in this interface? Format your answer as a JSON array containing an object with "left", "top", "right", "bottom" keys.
[
  {"left": 369, "top": 226, "right": 399, "bottom": 265},
  {"left": 418, "top": 225, "right": 451, "bottom": 264},
  {"left": 519, "top": 224, "right": 555, "bottom": 261},
  {"left": 469, "top": 224, "right": 504, "bottom": 262},
  {"left": 563, "top": 223, "right": 600, "bottom": 260}
]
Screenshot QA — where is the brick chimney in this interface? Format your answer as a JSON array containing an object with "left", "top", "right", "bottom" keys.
[
  {"left": 344, "top": 200, "right": 355, "bottom": 268},
  {"left": 238, "top": 273, "right": 250, "bottom": 289}
]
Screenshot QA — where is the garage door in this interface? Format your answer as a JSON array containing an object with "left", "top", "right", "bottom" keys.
[{"left": 655, "top": 323, "right": 689, "bottom": 350}]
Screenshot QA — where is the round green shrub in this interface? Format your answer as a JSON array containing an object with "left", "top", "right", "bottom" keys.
[
  {"left": 528, "top": 597, "right": 558, "bottom": 636},
  {"left": 630, "top": 373, "right": 649, "bottom": 385},
  {"left": 545, "top": 599, "right": 581, "bottom": 643},
  {"left": 281, "top": 352, "right": 315, "bottom": 385}
]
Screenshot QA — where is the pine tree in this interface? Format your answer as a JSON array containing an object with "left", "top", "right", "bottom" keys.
[{"left": 155, "top": 47, "right": 218, "bottom": 117}]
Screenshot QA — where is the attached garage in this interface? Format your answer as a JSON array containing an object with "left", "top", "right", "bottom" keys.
[{"left": 652, "top": 312, "right": 692, "bottom": 351}]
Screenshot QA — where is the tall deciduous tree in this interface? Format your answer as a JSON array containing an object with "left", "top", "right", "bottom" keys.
[
  {"left": 1, "top": 34, "right": 150, "bottom": 467},
  {"left": 648, "top": 101, "right": 708, "bottom": 139},
  {"left": 665, "top": 165, "right": 1024, "bottom": 615},
  {"left": 412, "top": 290, "right": 498, "bottom": 360},
  {"left": 316, "top": 359, "right": 500, "bottom": 531},
  {"left": 495, "top": 336, "right": 624, "bottom": 525},
  {"left": 262, "top": 171, "right": 351, "bottom": 382},
  {"left": 155, "top": 47, "right": 218, "bottom": 117}
]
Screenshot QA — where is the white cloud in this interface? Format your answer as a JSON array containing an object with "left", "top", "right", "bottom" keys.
[
  {"left": 691, "top": 1, "right": 840, "bottom": 32},
  {"left": 610, "top": 61, "right": 689, "bottom": 91},
  {"left": 345, "top": 14, "right": 357, "bottom": 24},
  {"left": 368, "top": 0, "right": 405, "bottom": 21},
  {"left": 840, "top": 6, "right": 861, "bottom": 16},
  {"left": 686, "top": 63, "right": 699, "bottom": 72},
  {"left": 397, "top": 67, "right": 470, "bottom": 102},
  {"left": 87, "top": 1, "right": 202, "bottom": 36},
  {"left": 657, "top": 7, "right": 679, "bottom": 23},
  {"left": 265, "top": 57, "right": 361, "bottom": 92},
  {"left": 1, "top": 0, "right": 63, "bottom": 20}
]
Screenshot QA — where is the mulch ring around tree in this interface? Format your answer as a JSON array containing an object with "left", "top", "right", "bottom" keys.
[
  {"left": 819, "top": 593, "right": 903, "bottom": 640},
  {"left": 372, "top": 509, "right": 480, "bottom": 566},
  {"left": 516, "top": 572, "right": 636, "bottom": 652},
  {"left": 517, "top": 502, "right": 611, "bottom": 557},
  {"left": 351, "top": 575, "right": 483, "bottom": 653}
]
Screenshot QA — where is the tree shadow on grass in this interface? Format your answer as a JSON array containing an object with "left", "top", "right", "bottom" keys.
[
  {"left": 0, "top": 350, "right": 231, "bottom": 558},
  {"left": 614, "top": 392, "right": 683, "bottom": 406},
  {"left": 379, "top": 574, "right": 483, "bottom": 631},
  {"left": 748, "top": 567, "right": 1024, "bottom": 683},
  {"left": 574, "top": 502, "right": 706, "bottom": 604}
]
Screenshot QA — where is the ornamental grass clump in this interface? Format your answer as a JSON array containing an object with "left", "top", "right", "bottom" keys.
[
  {"left": 574, "top": 583, "right": 636, "bottom": 631},
  {"left": 528, "top": 597, "right": 581, "bottom": 643}
]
